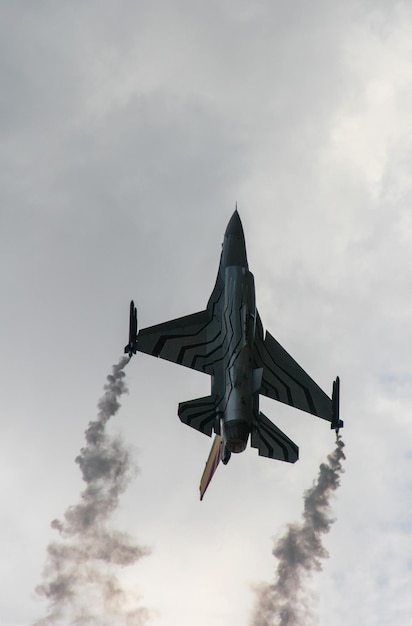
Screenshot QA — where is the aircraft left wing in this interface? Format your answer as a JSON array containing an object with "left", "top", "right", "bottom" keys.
[
  {"left": 136, "top": 309, "right": 220, "bottom": 374},
  {"left": 255, "top": 329, "right": 333, "bottom": 422}
]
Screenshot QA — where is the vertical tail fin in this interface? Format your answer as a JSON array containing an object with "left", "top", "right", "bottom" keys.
[{"left": 199, "top": 435, "right": 222, "bottom": 500}]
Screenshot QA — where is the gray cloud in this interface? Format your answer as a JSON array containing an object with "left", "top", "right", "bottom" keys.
[{"left": 0, "top": 2, "right": 411, "bottom": 625}]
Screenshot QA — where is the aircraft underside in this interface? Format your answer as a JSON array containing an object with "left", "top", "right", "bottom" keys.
[{"left": 125, "top": 209, "right": 342, "bottom": 499}]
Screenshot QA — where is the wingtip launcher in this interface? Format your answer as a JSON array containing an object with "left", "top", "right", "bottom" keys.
[
  {"left": 331, "top": 376, "right": 343, "bottom": 433},
  {"left": 124, "top": 300, "right": 138, "bottom": 357}
]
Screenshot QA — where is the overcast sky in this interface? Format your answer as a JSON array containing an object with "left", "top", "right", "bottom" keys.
[{"left": 1, "top": 1, "right": 412, "bottom": 625}]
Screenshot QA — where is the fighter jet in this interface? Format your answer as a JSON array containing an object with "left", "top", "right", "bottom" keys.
[{"left": 125, "top": 211, "right": 342, "bottom": 499}]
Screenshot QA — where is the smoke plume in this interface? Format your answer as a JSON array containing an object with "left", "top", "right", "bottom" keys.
[
  {"left": 34, "top": 356, "right": 150, "bottom": 626},
  {"left": 251, "top": 436, "right": 346, "bottom": 626}
]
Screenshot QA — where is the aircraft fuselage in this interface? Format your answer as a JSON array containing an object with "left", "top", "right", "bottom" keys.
[{"left": 209, "top": 213, "right": 261, "bottom": 454}]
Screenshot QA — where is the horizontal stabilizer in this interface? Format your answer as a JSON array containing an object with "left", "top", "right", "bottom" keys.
[
  {"left": 178, "top": 395, "right": 216, "bottom": 437},
  {"left": 251, "top": 412, "right": 299, "bottom": 463},
  {"left": 199, "top": 434, "right": 222, "bottom": 500}
]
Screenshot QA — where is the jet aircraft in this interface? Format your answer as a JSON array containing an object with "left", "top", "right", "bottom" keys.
[{"left": 125, "top": 211, "right": 342, "bottom": 499}]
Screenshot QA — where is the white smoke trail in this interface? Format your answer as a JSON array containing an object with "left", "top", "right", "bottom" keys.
[
  {"left": 34, "top": 356, "right": 150, "bottom": 626},
  {"left": 251, "top": 436, "right": 346, "bottom": 626}
]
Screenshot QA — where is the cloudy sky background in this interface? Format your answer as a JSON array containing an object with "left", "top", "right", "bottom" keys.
[{"left": 1, "top": 1, "right": 412, "bottom": 624}]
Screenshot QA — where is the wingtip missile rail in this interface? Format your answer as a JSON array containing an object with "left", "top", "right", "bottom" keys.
[
  {"left": 124, "top": 300, "right": 138, "bottom": 357},
  {"left": 331, "top": 376, "right": 343, "bottom": 433}
]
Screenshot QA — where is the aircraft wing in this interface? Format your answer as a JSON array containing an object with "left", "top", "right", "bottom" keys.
[
  {"left": 255, "top": 330, "right": 333, "bottom": 422},
  {"left": 136, "top": 309, "right": 220, "bottom": 374}
]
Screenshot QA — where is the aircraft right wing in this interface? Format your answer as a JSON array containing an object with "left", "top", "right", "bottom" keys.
[
  {"left": 255, "top": 329, "right": 333, "bottom": 422},
  {"left": 136, "top": 309, "right": 221, "bottom": 374}
]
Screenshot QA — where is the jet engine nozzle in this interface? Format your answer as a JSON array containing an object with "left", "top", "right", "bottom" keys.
[{"left": 224, "top": 420, "right": 249, "bottom": 453}]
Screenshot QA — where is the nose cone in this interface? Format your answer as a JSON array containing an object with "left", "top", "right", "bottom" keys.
[
  {"left": 225, "top": 210, "right": 244, "bottom": 238},
  {"left": 221, "top": 210, "right": 248, "bottom": 269}
]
